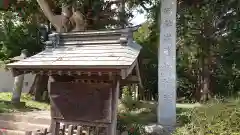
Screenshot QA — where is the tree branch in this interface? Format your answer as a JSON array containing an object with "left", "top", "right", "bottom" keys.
[
  {"left": 36, "top": 0, "right": 57, "bottom": 26},
  {"left": 37, "top": 0, "right": 77, "bottom": 32},
  {"left": 71, "top": 9, "right": 86, "bottom": 31}
]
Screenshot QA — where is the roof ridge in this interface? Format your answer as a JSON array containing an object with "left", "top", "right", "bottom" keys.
[{"left": 49, "top": 27, "right": 138, "bottom": 37}]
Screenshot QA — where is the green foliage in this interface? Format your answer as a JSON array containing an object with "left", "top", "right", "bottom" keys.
[
  {"left": 134, "top": 0, "right": 240, "bottom": 101},
  {"left": 174, "top": 99, "right": 240, "bottom": 135},
  {"left": 117, "top": 95, "right": 153, "bottom": 135},
  {"left": 0, "top": 11, "right": 43, "bottom": 60},
  {"left": 176, "top": 0, "right": 240, "bottom": 99},
  {"left": 0, "top": 92, "right": 50, "bottom": 113}
]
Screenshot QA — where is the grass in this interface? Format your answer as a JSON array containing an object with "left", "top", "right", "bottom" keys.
[
  {"left": 118, "top": 96, "right": 197, "bottom": 126},
  {"left": 173, "top": 98, "right": 240, "bottom": 135},
  {"left": 117, "top": 96, "right": 197, "bottom": 134},
  {"left": 0, "top": 92, "right": 50, "bottom": 113}
]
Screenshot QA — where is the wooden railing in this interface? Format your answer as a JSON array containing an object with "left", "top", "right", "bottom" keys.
[
  {"left": 25, "top": 125, "right": 128, "bottom": 135},
  {"left": 25, "top": 126, "right": 105, "bottom": 135}
]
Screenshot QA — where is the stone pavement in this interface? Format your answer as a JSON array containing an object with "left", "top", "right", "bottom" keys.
[{"left": 0, "top": 111, "right": 50, "bottom": 135}]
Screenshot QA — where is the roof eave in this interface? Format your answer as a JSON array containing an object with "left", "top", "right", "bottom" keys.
[{"left": 6, "top": 64, "right": 130, "bottom": 70}]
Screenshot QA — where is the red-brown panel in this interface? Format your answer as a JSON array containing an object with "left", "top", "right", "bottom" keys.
[{"left": 50, "top": 82, "right": 113, "bottom": 123}]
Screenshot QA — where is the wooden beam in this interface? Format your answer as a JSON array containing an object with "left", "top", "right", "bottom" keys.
[
  {"left": 109, "top": 80, "right": 120, "bottom": 135},
  {"left": 125, "top": 59, "right": 138, "bottom": 79},
  {"left": 10, "top": 68, "right": 121, "bottom": 77},
  {"left": 11, "top": 68, "right": 120, "bottom": 73},
  {"left": 135, "top": 61, "right": 143, "bottom": 89}
]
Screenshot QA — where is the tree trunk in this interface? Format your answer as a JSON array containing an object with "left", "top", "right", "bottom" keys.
[
  {"left": 201, "top": 56, "right": 211, "bottom": 102},
  {"left": 194, "top": 69, "right": 202, "bottom": 101},
  {"left": 119, "top": 0, "right": 126, "bottom": 28},
  {"left": 199, "top": 17, "right": 214, "bottom": 102},
  {"left": 199, "top": 37, "right": 211, "bottom": 102}
]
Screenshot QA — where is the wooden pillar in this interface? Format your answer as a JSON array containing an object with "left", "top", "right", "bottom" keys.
[
  {"left": 109, "top": 80, "right": 120, "bottom": 135},
  {"left": 158, "top": 0, "right": 177, "bottom": 129}
]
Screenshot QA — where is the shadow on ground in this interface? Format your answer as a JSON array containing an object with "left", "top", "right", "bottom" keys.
[
  {"left": 0, "top": 92, "right": 50, "bottom": 113},
  {"left": 0, "top": 100, "right": 42, "bottom": 113}
]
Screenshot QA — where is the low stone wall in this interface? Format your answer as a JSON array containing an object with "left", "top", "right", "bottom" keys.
[{"left": 0, "top": 68, "right": 35, "bottom": 93}]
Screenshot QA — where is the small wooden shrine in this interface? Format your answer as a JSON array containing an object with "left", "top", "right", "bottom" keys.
[{"left": 6, "top": 28, "right": 142, "bottom": 135}]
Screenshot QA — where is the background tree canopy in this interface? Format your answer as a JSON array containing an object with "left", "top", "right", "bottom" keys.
[
  {"left": 0, "top": 0, "right": 240, "bottom": 102},
  {"left": 135, "top": 0, "right": 240, "bottom": 101}
]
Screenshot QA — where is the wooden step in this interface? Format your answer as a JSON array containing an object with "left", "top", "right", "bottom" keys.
[
  {"left": 0, "top": 120, "right": 49, "bottom": 131},
  {"left": 0, "top": 129, "right": 26, "bottom": 135},
  {"left": 0, "top": 113, "right": 50, "bottom": 125}
]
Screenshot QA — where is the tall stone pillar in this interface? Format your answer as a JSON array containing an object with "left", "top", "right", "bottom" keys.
[
  {"left": 158, "top": 0, "right": 177, "bottom": 129},
  {"left": 11, "top": 49, "right": 28, "bottom": 103}
]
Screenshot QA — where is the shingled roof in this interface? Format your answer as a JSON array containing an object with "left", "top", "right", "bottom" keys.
[{"left": 7, "top": 28, "right": 142, "bottom": 79}]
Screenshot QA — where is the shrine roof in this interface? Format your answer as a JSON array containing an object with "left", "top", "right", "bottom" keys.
[{"left": 7, "top": 28, "right": 142, "bottom": 70}]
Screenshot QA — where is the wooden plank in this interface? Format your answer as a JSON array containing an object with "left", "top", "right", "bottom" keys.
[
  {"left": 9, "top": 68, "right": 121, "bottom": 77},
  {"left": 21, "top": 53, "right": 137, "bottom": 62},
  {"left": 50, "top": 82, "right": 113, "bottom": 123},
  {"left": 59, "top": 35, "right": 120, "bottom": 41},
  {"left": 62, "top": 125, "right": 66, "bottom": 135},
  {"left": 120, "top": 59, "right": 138, "bottom": 80},
  {"left": 61, "top": 40, "right": 121, "bottom": 45},
  {"left": 55, "top": 120, "right": 109, "bottom": 127},
  {"left": 126, "top": 75, "right": 139, "bottom": 82},
  {"left": 86, "top": 127, "right": 90, "bottom": 135},
  {"left": 96, "top": 126, "right": 99, "bottom": 135},
  {"left": 25, "top": 131, "right": 32, "bottom": 135},
  {"left": 135, "top": 61, "right": 143, "bottom": 89},
  {"left": 126, "top": 59, "right": 138, "bottom": 78},
  {"left": 53, "top": 60, "right": 132, "bottom": 66},
  {"left": 76, "top": 126, "right": 82, "bottom": 135},
  {"left": 58, "top": 28, "right": 128, "bottom": 36},
  {"left": 32, "top": 131, "right": 38, "bottom": 135},
  {"left": 20, "top": 57, "right": 134, "bottom": 62},
  {"left": 34, "top": 52, "right": 136, "bottom": 58},
  {"left": 60, "top": 56, "right": 122, "bottom": 61},
  {"left": 34, "top": 48, "right": 137, "bottom": 55},
  {"left": 41, "top": 46, "right": 127, "bottom": 52},
  {"left": 128, "top": 42, "right": 142, "bottom": 52},
  {"left": 7, "top": 63, "right": 129, "bottom": 69},
  {"left": 18, "top": 61, "right": 133, "bottom": 66},
  {"left": 109, "top": 80, "right": 120, "bottom": 135},
  {"left": 68, "top": 125, "right": 73, "bottom": 135},
  {"left": 9, "top": 61, "right": 132, "bottom": 67},
  {"left": 53, "top": 122, "right": 60, "bottom": 135},
  {"left": 16, "top": 68, "right": 121, "bottom": 72},
  {"left": 36, "top": 49, "right": 137, "bottom": 55},
  {"left": 120, "top": 75, "right": 140, "bottom": 85},
  {"left": 43, "top": 128, "right": 48, "bottom": 135},
  {"left": 79, "top": 48, "right": 136, "bottom": 54}
]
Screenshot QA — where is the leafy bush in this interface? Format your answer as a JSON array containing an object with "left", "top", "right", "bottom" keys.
[
  {"left": 117, "top": 114, "right": 146, "bottom": 135},
  {"left": 174, "top": 99, "right": 240, "bottom": 135},
  {"left": 117, "top": 94, "right": 149, "bottom": 135}
]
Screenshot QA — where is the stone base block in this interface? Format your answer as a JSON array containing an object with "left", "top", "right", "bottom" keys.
[{"left": 144, "top": 124, "right": 175, "bottom": 135}]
